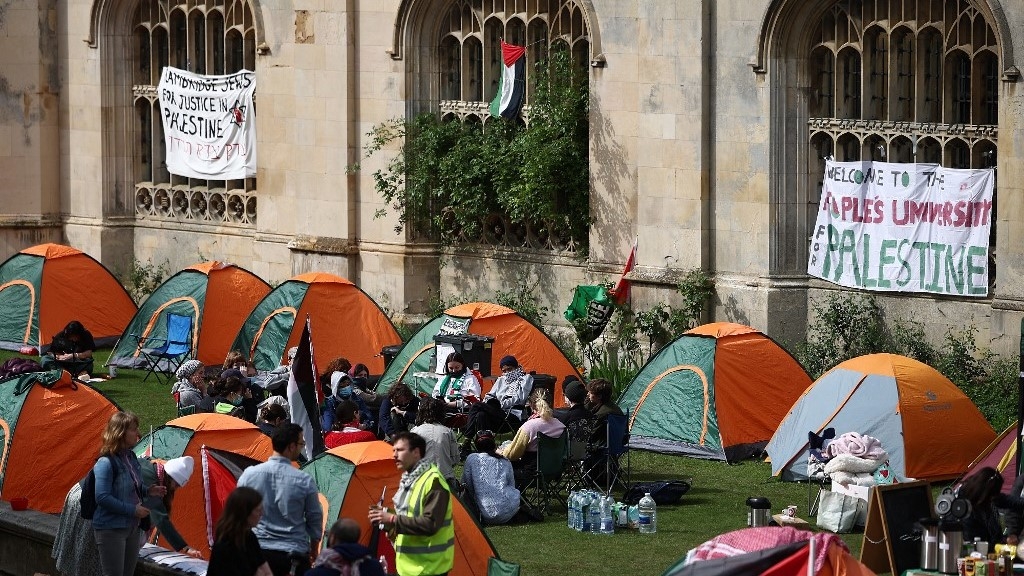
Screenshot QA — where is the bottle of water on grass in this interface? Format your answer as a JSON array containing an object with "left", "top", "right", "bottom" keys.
[{"left": 638, "top": 492, "right": 657, "bottom": 534}]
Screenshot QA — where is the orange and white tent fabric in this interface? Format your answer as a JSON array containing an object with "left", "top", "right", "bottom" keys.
[{"left": 766, "top": 353, "right": 996, "bottom": 482}]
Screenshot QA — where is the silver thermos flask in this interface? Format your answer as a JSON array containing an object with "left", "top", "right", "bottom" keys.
[
  {"left": 745, "top": 496, "right": 772, "bottom": 527},
  {"left": 937, "top": 521, "right": 963, "bottom": 575},
  {"left": 918, "top": 517, "right": 939, "bottom": 571}
]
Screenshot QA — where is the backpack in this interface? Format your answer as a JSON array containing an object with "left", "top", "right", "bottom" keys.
[
  {"left": 79, "top": 455, "right": 116, "bottom": 520},
  {"left": 622, "top": 480, "right": 692, "bottom": 506}
]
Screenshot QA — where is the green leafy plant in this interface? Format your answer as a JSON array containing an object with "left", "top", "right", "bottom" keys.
[
  {"left": 358, "top": 50, "right": 590, "bottom": 248},
  {"left": 122, "top": 258, "right": 170, "bottom": 303},
  {"left": 495, "top": 278, "right": 550, "bottom": 328},
  {"left": 795, "top": 292, "right": 889, "bottom": 378}
]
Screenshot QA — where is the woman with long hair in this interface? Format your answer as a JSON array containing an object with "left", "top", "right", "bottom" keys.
[
  {"left": 498, "top": 389, "right": 566, "bottom": 475},
  {"left": 92, "top": 412, "right": 163, "bottom": 576},
  {"left": 208, "top": 486, "right": 272, "bottom": 576},
  {"left": 410, "top": 397, "right": 460, "bottom": 486},
  {"left": 960, "top": 466, "right": 1024, "bottom": 546},
  {"left": 461, "top": 430, "right": 520, "bottom": 525}
]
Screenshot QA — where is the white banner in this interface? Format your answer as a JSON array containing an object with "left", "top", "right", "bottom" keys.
[
  {"left": 157, "top": 66, "right": 256, "bottom": 179},
  {"left": 807, "top": 160, "right": 994, "bottom": 297}
]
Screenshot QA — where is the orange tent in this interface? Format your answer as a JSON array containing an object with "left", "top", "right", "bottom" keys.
[
  {"left": 0, "top": 243, "right": 137, "bottom": 350},
  {"left": 303, "top": 441, "right": 500, "bottom": 576},
  {"left": 618, "top": 322, "right": 813, "bottom": 462},
  {"left": 232, "top": 272, "right": 401, "bottom": 374},
  {"left": 766, "top": 353, "right": 996, "bottom": 481},
  {"left": 376, "top": 302, "right": 581, "bottom": 406},
  {"left": 0, "top": 369, "right": 120, "bottom": 513},
  {"left": 108, "top": 261, "right": 270, "bottom": 367},
  {"left": 133, "top": 413, "right": 273, "bottom": 557}
]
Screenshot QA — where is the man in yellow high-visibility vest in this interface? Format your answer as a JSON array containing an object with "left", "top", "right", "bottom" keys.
[{"left": 369, "top": 432, "right": 455, "bottom": 576}]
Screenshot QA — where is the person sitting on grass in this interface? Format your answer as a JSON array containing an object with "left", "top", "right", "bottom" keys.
[
  {"left": 461, "top": 430, "right": 520, "bottom": 525},
  {"left": 324, "top": 400, "right": 377, "bottom": 449},
  {"left": 171, "top": 360, "right": 207, "bottom": 415},
  {"left": 410, "top": 397, "right": 460, "bottom": 487},
  {"left": 41, "top": 320, "right": 96, "bottom": 378},
  {"left": 378, "top": 382, "right": 419, "bottom": 441},
  {"left": 307, "top": 518, "right": 386, "bottom": 576}
]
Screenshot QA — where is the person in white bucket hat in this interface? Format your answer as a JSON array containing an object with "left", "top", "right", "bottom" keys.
[{"left": 140, "top": 455, "right": 203, "bottom": 558}]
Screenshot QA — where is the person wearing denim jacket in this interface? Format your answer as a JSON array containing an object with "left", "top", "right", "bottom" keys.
[{"left": 92, "top": 412, "right": 163, "bottom": 576}]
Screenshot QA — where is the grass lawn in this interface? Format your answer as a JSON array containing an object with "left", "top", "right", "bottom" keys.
[{"left": 5, "top": 349, "right": 867, "bottom": 575}]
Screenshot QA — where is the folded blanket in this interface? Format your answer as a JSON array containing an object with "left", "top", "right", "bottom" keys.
[
  {"left": 826, "top": 432, "right": 887, "bottom": 460},
  {"left": 684, "top": 526, "right": 848, "bottom": 573},
  {"left": 824, "top": 453, "right": 886, "bottom": 475}
]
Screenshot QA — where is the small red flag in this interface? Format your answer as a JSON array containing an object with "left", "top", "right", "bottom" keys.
[{"left": 609, "top": 240, "right": 637, "bottom": 305}]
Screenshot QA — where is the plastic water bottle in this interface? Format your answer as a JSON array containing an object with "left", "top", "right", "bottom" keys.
[
  {"left": 581, "top": 492, "right": 592, "bottom": 532},
  {"left": 567, "top": 491, "right": 576, "bottom": 529},
  {"left": 638, "top": 492, "right": 657, "bottom": 534},
  {"left": 589, "top": 496, "right": 601, "bottom": 534},
  {"left": 600, "top": 494, "right": 615, "bottom": 535}
]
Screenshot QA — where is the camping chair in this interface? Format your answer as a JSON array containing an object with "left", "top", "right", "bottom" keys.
[
  {"left": 520, "top": 432, "right": 568, "bottom": 516},
  {"left": 494, "top": 373, "right": 543, "bottom": 435},
  {"left": 582, "top": 410, "right": 631, "bottom": 494},
  {"left": 561, "top": 417, "right": 595, "bottom": 494},
  {"left": 806, "top": 428, "right": 835, "bottom": 515},
  {"left": 134, "top": 313, "right": 194, "bottom": 385}
]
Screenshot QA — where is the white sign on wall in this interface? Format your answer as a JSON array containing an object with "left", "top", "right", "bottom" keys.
[
  {"left": 807, "top": 160, "right": 995, "bottom": 297},
  {"left": 157, "top": 66, "right": 257, "bottom": 180}
]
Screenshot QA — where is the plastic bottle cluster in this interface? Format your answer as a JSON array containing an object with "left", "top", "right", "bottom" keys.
[{"left": 567, "top": 490, "right": 616, "bottom": 535}]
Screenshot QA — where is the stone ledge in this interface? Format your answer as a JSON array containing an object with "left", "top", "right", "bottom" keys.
[
  {"left": 287, "top": 235, "right": 360, "bottom": 255},
  {"left": 0, "top": 502, "right": 190, "bottom": 576}
]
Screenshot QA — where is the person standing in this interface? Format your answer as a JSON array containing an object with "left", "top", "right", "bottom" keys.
[
  {"left": 368, "top": 432, "right": 454, "bottom": 576},
  {"left": 237, "top": 423, "right": 324, "bottom": 576},
  {"left": 92, "top": 412, "right": 164, "bottom": 576}
]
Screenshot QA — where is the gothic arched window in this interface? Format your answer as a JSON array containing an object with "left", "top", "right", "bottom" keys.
[{"left": 133, "top": 0, "right": 257, "bottom": 225}]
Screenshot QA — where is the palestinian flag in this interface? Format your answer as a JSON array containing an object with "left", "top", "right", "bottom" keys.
[
  {"left": 289, "top": 316, "right": 324, "bottom": 460},
  {"left": 489, "top": 41, "right": 527, "bottom": 119},
  {"left": 201, "top": 446, "right": 262, "bottom": 547}
]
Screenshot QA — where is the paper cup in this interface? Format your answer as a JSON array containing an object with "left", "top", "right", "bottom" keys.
[{"left": 108, "top": 365, "right": 118, "bottom": 378}]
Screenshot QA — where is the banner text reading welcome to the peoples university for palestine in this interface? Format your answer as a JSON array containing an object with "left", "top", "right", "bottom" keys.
[{"left": 807, "top": 160, "right": 995, "bottom": 297}]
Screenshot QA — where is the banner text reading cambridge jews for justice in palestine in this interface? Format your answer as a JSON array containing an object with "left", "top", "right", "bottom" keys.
[
  {"left": 807, "top": 160, "right": 994, "bottom": 297},
  {"left": 158, "top": 66, "right": 257, "bottom": 180}
]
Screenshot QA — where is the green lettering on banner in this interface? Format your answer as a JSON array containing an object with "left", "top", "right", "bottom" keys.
[
  {"left": 837, "top": 229, "right": 860, "bottom": 285},
  {"left": 860, "top": 233, "right": 876, "bottom": 288},
  {"left": 925, "top": 243, "right": 945, "bottom": 293},
  {"left": 877, "top": 239, "right": 896, "bottom": 288},
  {"left": 896, "top": 239, "right": 912, "bottom": 287},
  {"left": 967, "top": 246, "right": 987, "bottom": 295},
  {"left": 822, "top": 224, "right": 841, "bottom": 278},
  {"left": 944, "top": 245, "right": 965, "bottom": 295},
  {"left": 912, "top": 242, "right": 929, "bottom": 289}
]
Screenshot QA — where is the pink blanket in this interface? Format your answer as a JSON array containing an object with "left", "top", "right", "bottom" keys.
[
  {"left": 686, "top": 526, "right": 847, "bottom": 574},
  {"left": 825, "top": 432, "right": 887, "bottom": 460}
]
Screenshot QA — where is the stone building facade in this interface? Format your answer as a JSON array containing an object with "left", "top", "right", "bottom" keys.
[{"left": 0, "top": 0, "right": 1022, "bottom": 350}]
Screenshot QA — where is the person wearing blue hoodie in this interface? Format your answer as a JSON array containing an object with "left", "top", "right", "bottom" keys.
[{"left": 307, "top": 518, "right": 386, "bottom": 576}]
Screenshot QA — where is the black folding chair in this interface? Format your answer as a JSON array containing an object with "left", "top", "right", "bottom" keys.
[
  {"left": 520, "top": 432, "right": 567, "bottom": 516},
  {"left": 135, "top": 313, "right": 194, "bottom": 384},
  {"left": 583, "top": 410, "right": 631, "bottom": 494}
]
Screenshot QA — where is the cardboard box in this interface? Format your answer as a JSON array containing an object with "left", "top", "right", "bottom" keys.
[{"left": 772, "top": 513, "right": 811, "bottom": 529}]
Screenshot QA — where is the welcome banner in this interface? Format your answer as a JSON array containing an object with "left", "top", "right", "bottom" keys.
[
  {"left": 158, "top": 66, "right": 257, "bottom": 179},
  {"left": 807, "top": 160, "right": 995, "bottom": 297}
]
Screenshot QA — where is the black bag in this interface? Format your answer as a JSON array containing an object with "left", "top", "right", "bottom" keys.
[
  {"left": 623, "top": 480, "right": 692, "bottom": 506},
  {"left": 79, "top": 455, "right": 116, "bottom": 520}
]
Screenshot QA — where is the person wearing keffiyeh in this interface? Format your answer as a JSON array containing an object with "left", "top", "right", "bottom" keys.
[
  {"left": 307, "top": 518, "right": 385, "bottom": 576},
  {"left": 461, "top": 355, "right": 535, "bottom": 447}
]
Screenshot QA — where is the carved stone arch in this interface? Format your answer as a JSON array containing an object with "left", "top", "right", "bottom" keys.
[
  {"left": 751, "top": 0, "right": 1012, "bottom": 75},
  {"left": 86, "top": 0, "right": 267, "bottom": 48},
  {"left": 390, "top": 0, "right": 603, "bottom": 62}
]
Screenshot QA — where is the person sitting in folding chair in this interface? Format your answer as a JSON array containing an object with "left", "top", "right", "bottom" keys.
[
  {"left": 498, "top": 390, "right": 565, "bottom": 486},
  {"left": 462, "top": 355, "right": 534, "bottom": 449},
  {"left": 554, "top": 377, "right": 591, "bottom": 428},
  {"left": 432, "top": 352, "right": 482, "bottom": 429},
  {"left": 41, "top": 320, "right": 96, "bottom": 378},
  {"left": 583, "top": 378, "right": 624, "bottom": 486}
]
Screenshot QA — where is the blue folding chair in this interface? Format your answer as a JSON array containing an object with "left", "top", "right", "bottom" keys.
[{"left": 135, "top": 313, "right": 194, "bottom": 384}]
